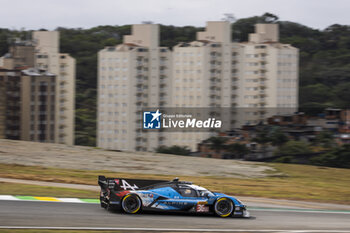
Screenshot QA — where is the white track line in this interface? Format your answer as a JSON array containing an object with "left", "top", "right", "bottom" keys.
[
  {"left": 0, "top": 195, "right": 17, "bottom": 200},
  {"left": 1, "top": 226, "right": 350, "bottom": 232},
  {"left": 56, "top": 198, "right": 84, "bottom": 203},
  {"left": 251, "top": 208, "right": 350, "bottom": 215}
]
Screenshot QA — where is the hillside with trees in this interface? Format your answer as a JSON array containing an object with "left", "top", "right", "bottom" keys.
[{"left": 0, "top": 13, "right": 349, "bottom": 146}]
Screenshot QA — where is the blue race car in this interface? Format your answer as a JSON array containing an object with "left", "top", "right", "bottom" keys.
[{"left": 98, "top": 176, "right": 249, "bottom": 218}]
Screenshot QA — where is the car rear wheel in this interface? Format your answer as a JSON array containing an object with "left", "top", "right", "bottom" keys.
[
  {"left": 100, "top": 192, "right": 108, "bottom": 209},
  {"left": 214, "top": 198, "right": 234, "bottom": 217},
  {"left": 121, "top": 194, "right": 142, "bottom": 214},
  {"left": 100, "top": 200, "right": 107, "bottom": 208}
]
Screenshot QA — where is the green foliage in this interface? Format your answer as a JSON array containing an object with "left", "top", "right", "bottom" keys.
[
  {"left": 231, "top": 12, "right": 278, "bottom": 41},
  {"left": 226, "top": 143, "right": 250, "bottom": 159},
  {"left": 252, "top": 127, "right": 271, "bottom": 145},
  {"left": 155, "top": 145, "right": 191, "bottom": 156},
  {"left": 269, "top": 128, "right": 289, "bottom": 146},
  {"left": 310, "top": 145, "right": 350, "bottom": 168},
  {"left": 314, "top": 131, "right": 336, "bottom": 148},
  {"left": 206, "top": 136, "right": 229, "bottom": 152},
  {"left": 276, "top": 140, "right": 311, "bottom": 156},
  {"left": 300, "top": 83, "right": 333, "bottom": 103},
  {"left": 252, "top": 126, "right": 289, "bottom": 146}
]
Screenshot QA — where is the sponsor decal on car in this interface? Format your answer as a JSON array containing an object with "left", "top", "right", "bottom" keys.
[
  {"left": 196, "top": 204, "right": 209, "bottom": 212},
  {"left": 164, "top": 201, "right": 188, "bottom": 205}
]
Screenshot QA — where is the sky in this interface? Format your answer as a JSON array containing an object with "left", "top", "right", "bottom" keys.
[{"left": 0, "top": 0, "right": 349, "bottom": 30}]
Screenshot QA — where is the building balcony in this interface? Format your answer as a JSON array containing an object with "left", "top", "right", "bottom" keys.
[
  {"left": 259, "top": 101, "right": 267, "bottom": 107},
  {"left": 135, "top": 134, "right": 143, "bottom": 140},
  {"left": 136, "top": 98, "right": 144, "bottom": 104},
  {"left": 210, "top": 93, "right": 219, "bottom": 98},
  {"left": 210, "top": 77, "right": 218, "bottom": 82},
  {"left": 259, "top": 82, "right": 266, "bottom": 88}
]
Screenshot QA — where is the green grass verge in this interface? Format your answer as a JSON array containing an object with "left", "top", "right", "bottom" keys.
[
  {"left": 1, "top": 163, "right": 350, "bottom": 204},
  {"left": 0, "top": 182, "right": 98, "bottom": 198}
]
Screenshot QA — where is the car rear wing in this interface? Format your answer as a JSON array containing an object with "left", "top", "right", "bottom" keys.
[{"left": 98, "top": 176, "right": 167, "bottom": 191}]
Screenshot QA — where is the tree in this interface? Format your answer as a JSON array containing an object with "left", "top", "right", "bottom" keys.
[
  {"left": 252, "top": 127, "right": 271, "bottom": 154},
  {"left": 314, "top": 131, "right": 336, "bottom": 148},
  {"left": 206, "top": 137, "right": 228, "bottom": 153},
  {"left": 226, "top": 143, "right": 250, "bottom": 159},
  {"left": 269, "top": 128, "right": 289, "bottom": 146},
  {"left": 276, "top": 141, "right": 311, "bottom": 156},
  {"left": 311, "top": 144, "right": 350, "bottom": 168},
  {"left": 261, "top": 13, "right": 279, "bottom": 23}
]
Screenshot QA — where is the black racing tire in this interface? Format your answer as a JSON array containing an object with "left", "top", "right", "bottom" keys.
[
  {"left": 100, "top": 192, "right": 108, "bottom": 209},
  {"left": 214, "top": 197, "right": 234, "bottom": 217},
  {"left": 100, "top": 200, "right": 107, "bottom": 209},
  {"left": 121, "top": 194, "right": 142, "bottom": 214}
]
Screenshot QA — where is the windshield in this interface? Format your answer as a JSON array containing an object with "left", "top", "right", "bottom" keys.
[
  {"left": 187, "top": 184, "right": 214, "bottom": 197},
  {"left": 198, "top": 189, "right": 214, "bottom": 197}
]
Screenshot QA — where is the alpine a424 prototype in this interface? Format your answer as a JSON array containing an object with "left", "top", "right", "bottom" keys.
[{"left": 98, "top": 176, "right": 250, "bottom": 218}]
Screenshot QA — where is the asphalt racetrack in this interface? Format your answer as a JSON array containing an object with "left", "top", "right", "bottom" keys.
[{"left": 1, "top": 200, "right": 350, "bottom": 232}]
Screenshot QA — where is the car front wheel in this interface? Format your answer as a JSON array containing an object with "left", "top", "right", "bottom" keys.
[{"left": 214, "top": 198, "right": 234, "bottom": 217}]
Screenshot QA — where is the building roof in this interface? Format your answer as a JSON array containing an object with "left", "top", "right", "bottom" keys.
[{"left": 21, "top": 68, "right": 55, "bottom": 77}]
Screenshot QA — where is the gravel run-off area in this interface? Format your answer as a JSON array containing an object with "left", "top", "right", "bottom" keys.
[{"left": 0, "top": 139, "right": 274, "bottom": 178}]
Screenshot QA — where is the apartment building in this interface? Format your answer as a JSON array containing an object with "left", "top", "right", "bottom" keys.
[
  {"left": 0, "top": 41, "right": 35, "bottom": 68},
  {"left": 0, "top": 31, "right": 76, "bottom": 145},
  {"left": 97, "top": 22, "right": 298, "bottom": 152},
  {"left": 169, "top": 22, "right": 298, "bottom": 150},
  {"left": 0, "top": 67, "right": 56, "bottom": 142},
  {"left": 97, "top": 24, "right": 172, "bottom": 151},
  {"left": 169, "top": 22, "right": 233, "bottom": 150},
  {"left": 32, "top": 31, "right": 76, "bottom": 145},
  {"left": 235, "top": 24, "right": 299, "bottom": 125}
]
